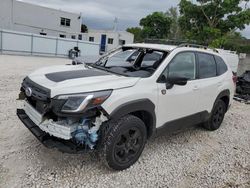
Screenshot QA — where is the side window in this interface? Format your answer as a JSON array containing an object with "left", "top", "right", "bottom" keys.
[
  {"left": 215, "top": 56, "right": 228, "bottom": 75},
  {"left": 197, "top": 53, "right": 217, "bottom": 79},
  {"left": 162, "top": 52, "right": 196, "bottom": 80}
]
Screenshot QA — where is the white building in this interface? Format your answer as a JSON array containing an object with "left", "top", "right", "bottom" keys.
[
  {"left": 0, "top": 0, "right": 83, "bottom": 40},
  {"left": 83, "top": 29, "right": 134, "bottom": 53},
  {"left": 0, "top": 0, "right": 134, "bottom": 54}
]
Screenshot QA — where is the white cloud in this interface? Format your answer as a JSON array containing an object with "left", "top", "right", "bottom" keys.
[{"left": 241, "top": 25, "right": 250, "bottom": 38}]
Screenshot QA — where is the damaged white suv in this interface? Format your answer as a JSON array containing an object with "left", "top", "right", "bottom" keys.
[{"left": 17, "top": 43, "right": 235, "bottom": 170}]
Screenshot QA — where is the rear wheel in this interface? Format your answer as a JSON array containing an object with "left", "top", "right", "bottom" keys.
[
  {"left": 203, "top": 99, "right": 226, "bottom": 131},
  {"left": 99, "top": 115, "right": 147, "bottom": 170}
]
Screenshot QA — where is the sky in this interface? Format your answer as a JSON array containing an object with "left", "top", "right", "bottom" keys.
[{"left": 19, "top": 0, "right": 250, "bottom": 38}]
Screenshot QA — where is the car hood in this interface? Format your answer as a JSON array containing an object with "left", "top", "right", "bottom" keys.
[{"left": 28, "top": 64, "right": 140, "bottom": 97}]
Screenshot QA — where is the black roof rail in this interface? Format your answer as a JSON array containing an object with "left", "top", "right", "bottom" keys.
[{"left": 178, "top": 43, "right": 219, "bottom": 53}]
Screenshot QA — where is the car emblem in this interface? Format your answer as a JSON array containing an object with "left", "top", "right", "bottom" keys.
[{"left": 25, "top": 87, "right": 32, "bottom": 97}]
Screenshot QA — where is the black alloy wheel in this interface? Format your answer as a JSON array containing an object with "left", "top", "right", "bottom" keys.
[
  {"left": 114, "top": 127, "right": 143, "bottom": 164},
  {"left": 204, "top": 99, "right": 226, "bottom": 131},
  {"left": 100, "top": 115, "right": 147, "bottom": 170}
]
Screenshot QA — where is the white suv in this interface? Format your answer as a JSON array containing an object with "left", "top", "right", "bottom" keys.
[{"left": 17, "top": 43, "right": 236, "bottom": 170}]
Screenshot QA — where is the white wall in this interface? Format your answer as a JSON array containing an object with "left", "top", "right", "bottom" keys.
[
  {"left": 0, "top": 29, "right": 100, "bottom": 57},
  {"left": 119, "top": 31, "right": 134, "bottom": 44},
  {"left": 0, "top": 0, "right": 82, "bottom": 38},
  {"left": 0, "top": 0, "right": 13, "bottom": 30},
  {"left": 84, "top": 30, "right": 134, "bottom": 52}
]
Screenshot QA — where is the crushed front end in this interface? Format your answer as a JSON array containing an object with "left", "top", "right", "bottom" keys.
[{"left": 17, "top": 77, "right": 110, "bottom": 153}]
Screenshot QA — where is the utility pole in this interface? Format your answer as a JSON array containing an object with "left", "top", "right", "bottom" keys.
[{"left": 113, "top": 17, "right": 118, "bottom": 32}]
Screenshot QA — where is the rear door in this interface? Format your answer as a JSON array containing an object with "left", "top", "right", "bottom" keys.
[{"left": 196, "top": 52, "right": 221, "bottom": 113}]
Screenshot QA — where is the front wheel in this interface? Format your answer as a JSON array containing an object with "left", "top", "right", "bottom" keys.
[
  {"left": 203, "top": 99, "right": 226, "bottom": 131},
  {"left": 99, "top": 115, "right": 147, "bottom": 170}
]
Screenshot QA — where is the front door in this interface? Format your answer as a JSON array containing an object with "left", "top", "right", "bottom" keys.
[{"left": 157, "top": 52, "right": 201, "bottom": 130}]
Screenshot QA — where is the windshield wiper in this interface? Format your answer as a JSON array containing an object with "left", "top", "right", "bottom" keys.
[{"left": 90, "top": 64, "right": 128, "bottom": 76}]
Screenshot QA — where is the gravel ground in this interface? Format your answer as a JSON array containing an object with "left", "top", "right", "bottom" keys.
[{"left": 0, "top": 54, "right": 249, "bottom": 188}]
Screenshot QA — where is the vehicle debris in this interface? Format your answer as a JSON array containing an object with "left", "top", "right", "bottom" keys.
[
  {"left": 236, "top": 70, "right": 250, "bottom": 95},
  {"left": 234, "top": 70, "right": 250, "bottom": 104},
  {"left": 233, "top": 94, "right": 250, "bottom": 104},
  {"left": 37, "top": 112, "right": 108, "bottom": 149},
  {"left": 72, "top": 113, "right": 108, "bottom": 149}
]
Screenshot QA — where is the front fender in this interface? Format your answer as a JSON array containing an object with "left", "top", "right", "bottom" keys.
[{"left": 109, "top": 99, "right": 156, "bottom": 138}]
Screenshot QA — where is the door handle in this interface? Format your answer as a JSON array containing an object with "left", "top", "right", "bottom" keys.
[
  {"left": 193, "top": 86, "right": 199, "bottom": 91},
  {"left": 217, "top": 82, "right": 222, "bottom": 87}
]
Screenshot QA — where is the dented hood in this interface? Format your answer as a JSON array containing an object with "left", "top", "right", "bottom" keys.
[{"left": 28, "top": 64, "right": 140, "bottom": 97}]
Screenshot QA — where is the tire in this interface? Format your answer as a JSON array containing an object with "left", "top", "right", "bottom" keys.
[
  {"left": 99, "top": 115, "right": 147, "bottom": 170},
  {"left": 203, "top": 99, "right": 226, "bottom": 131}
]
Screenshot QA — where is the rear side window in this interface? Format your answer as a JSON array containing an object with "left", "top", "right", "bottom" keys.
[
  {"left": 215, "top": 56, "right": 228, "bottom": 75},
  {"left": 197, "top": 53, "right": 217, "bottom": 79}
]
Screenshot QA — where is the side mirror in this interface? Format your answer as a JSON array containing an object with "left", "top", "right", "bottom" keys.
[
  {"left": 160, "top": 75, "right": 188, "bottom": 89},
  {"left": 158, "top": 75, "right": 188, "bottom": 89},
  {"left": 167, "top": 76, "right": 188, "bottom": 88}
]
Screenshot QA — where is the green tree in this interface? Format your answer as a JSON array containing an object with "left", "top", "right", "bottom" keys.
[
  {"left": 139, "top": 12, "right": 172, "bottom": 39},
  {"left": 165, "top": 7, "right": 182, "bottom": 39},
  {"left": 179, "top": 0, "right": 250, "bottom": 45},
  {"left": 126, "top": 27, "right": 143, "bottom": 42}
]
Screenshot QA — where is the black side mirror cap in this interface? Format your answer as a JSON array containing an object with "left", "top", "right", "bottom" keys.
[
  {"left": 157, "top": 75, "right": 188, "bottom": 89},
  {"left": 168, "top": 77, "right": 188, "bottom": 86}
]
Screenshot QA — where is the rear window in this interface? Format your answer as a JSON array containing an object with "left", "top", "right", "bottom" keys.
[
  {"left": 197, "top": 53, "right": 217, "bottom": 79},
  {"left": 215, "top": 56, "right": 228, "bottom": 75}
]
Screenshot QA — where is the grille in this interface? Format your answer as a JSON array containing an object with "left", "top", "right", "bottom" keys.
[
  {"left": 22, "top": 77, "right": 50, "bottom": 101},
  {"left": 22, "top": 77, "right": 51, "bottom": 114}
]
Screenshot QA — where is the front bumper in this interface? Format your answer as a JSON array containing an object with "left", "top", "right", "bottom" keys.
[{"left": 16, "top": 109, "right": 89, "bottom": 154}]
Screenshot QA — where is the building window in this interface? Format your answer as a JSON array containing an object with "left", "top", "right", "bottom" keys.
[
  {"left": 89, "top": 37, "right": 94, "bottom": 42},
  {"left": 78, "top": 34, "right": 82, "bottom": 40},
  {"left": 61, "top": 17, "right": 71, "bottom": 27},
  {"left": 40, "top": 32, "right": 47, "bottom": 36},
  {"left": 119, "top": 40, "right": 126, "bottom": 45},
  {"left": 59, "top": 34, "right": 66, "bottom": 38},
  {"left": 71, "top": 35, "right": 76, "bottom": 39},
  {"left": 108, "top": 38, "right": 114, "bottom": 44}
]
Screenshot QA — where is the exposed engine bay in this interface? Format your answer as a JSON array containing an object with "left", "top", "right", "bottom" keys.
[
  {"left": 23, "top": 100, "right": 108, "bottom": 149},
  {"left": 18, "top": 76, "right": 112, "bottom": 151}
]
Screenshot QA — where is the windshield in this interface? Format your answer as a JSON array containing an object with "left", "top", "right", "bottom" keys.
[
  {"left": 92, "top": 47, "right": 168, "bottom": 78},
  {"left": 105, "top": 49, "right": 140, "bottom": 67}
]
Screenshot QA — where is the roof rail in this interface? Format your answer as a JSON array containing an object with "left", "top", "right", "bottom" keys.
[{"left": 179, "top": 43, "right": 218, "bottom": 53}]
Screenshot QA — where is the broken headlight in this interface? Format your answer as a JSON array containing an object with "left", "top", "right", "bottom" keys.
[{"left": 56, "top": 90, "right": 112, "bottom": 113}]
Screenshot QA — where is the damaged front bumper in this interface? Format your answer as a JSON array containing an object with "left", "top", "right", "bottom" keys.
[{"left": 16, "top": 109, "right": 90, "bottom": 154}]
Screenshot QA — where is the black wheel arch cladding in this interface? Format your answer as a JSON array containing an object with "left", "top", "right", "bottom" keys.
[
  {"left": 109, "top": 99, "right": 156, "bottom": 138},
  {"left": 214, "top": 89, "right": 230, "bottom": 111},
  {"left": 108, "top": 91, "right": 230, "bottom": 139}
]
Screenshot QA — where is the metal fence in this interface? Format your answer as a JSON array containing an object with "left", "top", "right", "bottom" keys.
[{"left": 0, "top": 29, "right": 100, "bottom": 57}]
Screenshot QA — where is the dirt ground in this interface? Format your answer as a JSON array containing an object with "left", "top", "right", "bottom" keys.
[{"left": 0, "top": 55, "right": 249, "bottom": 188}]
